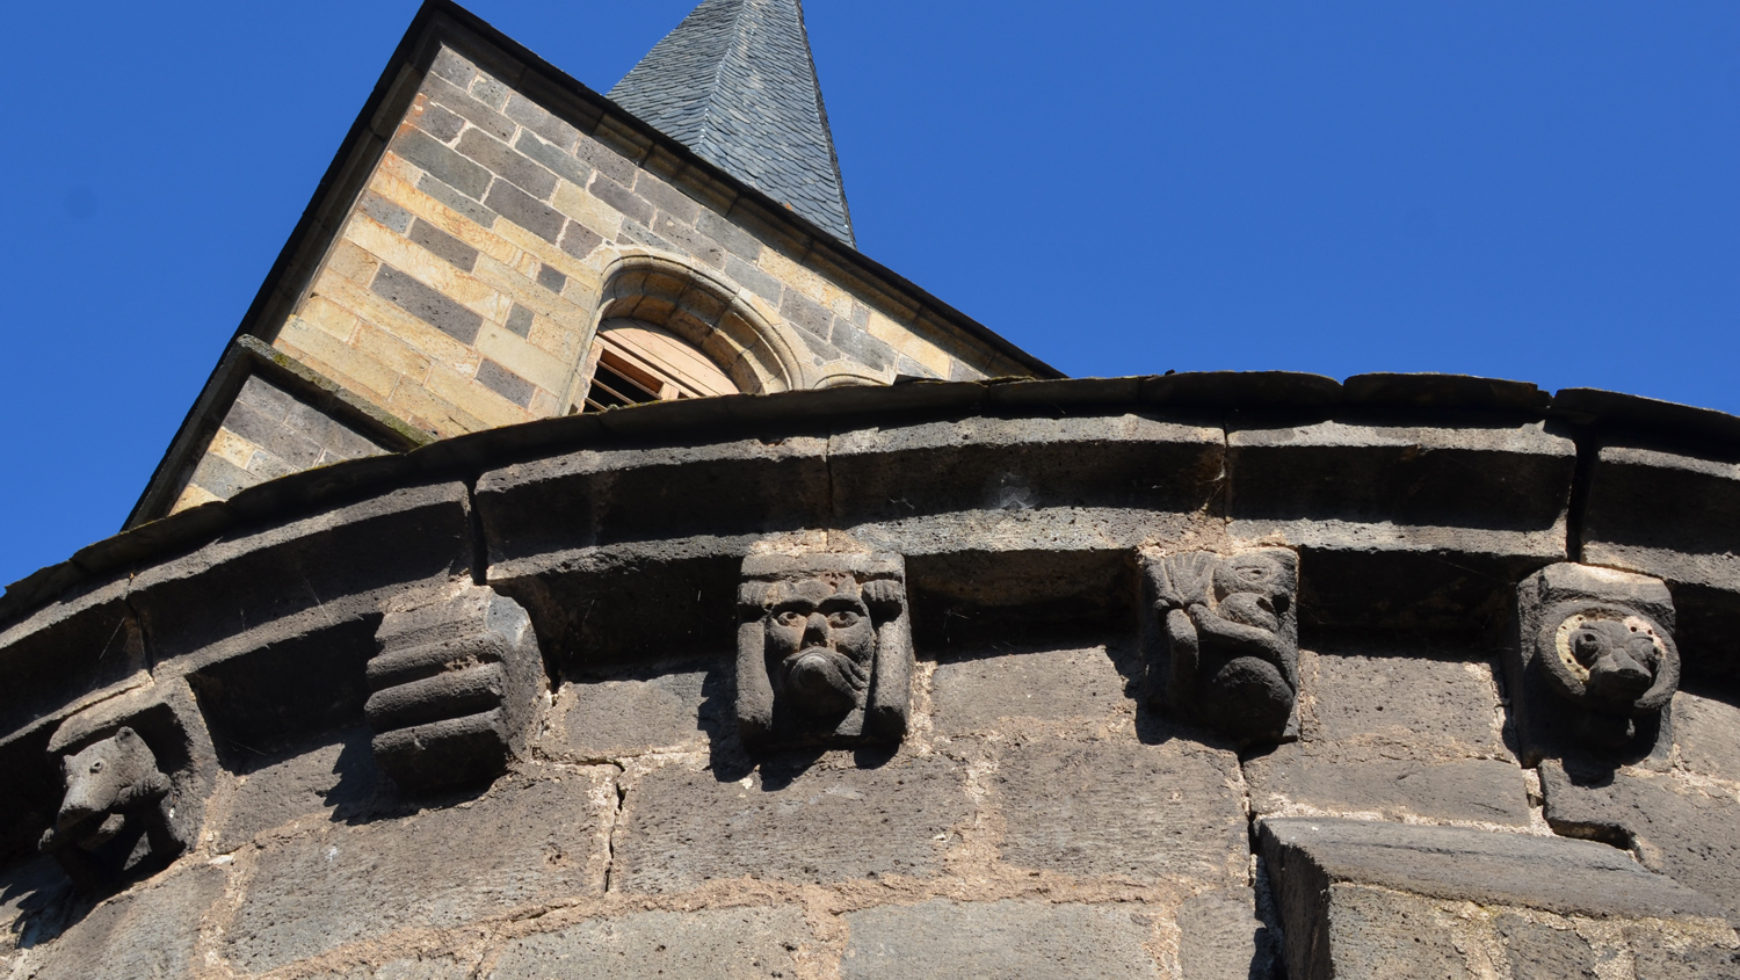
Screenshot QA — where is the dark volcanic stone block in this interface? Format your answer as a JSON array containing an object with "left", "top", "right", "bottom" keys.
[
  {"left": 214, "top": 729, "right": 380, "bottom": 851},
  {"left": 1494, "top": 914, "right": 1599, "bottom": 980},
  {"left": 930, "top": 644, "right": 1134, "bottom": 734},
  {"left": 1675, "top": 691, "right": 1740, "bottom": 781},
  {"left": 1540, "top": 761, "right": 1740, "bottom": 924},
  {"left": 993, "top": 739, "right": 1246, "bottom": 886},
  {"left": 0, "top": 574, "right": 143, "bottom": 760},
  {"left": 27, "top": 865, "right": 224, "bottom": 980},
  {"left": 1302, "top": 645, "right": 1505, "bottom": 756},
  {"left": 131, "top": 481, "right": 471, "bottom": 666},
  {"left": 612, "top": 756, "right": 969, "bottom": 892},
  {"left": 545, "top": 660, "right": 717, "bottom": 758},
  {"left": 842, "top": 900, "right": 1160, "bottom": 979},
  {"left": 1228, "top": 420, "right": 1574, "bottom": 629},
  {"left": 483, "top": 907, "right": 809, "bottom": 979},
  {"left": 1261, "top": 817, "right": 1729, "bottom": 980},
  {"left": 1176, "top": 887, "right": 1282, "bottom": 980},
  {"left": 226, "top": 772, "right": 614, "bottom": 972},
  {"left": 1243, "top": 745, "right": 1531, "bottom": 826}
]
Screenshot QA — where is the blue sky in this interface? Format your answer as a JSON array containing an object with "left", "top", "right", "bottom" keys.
[{"left": 2, "top": 1, "right": 1736, "bottom": 587}]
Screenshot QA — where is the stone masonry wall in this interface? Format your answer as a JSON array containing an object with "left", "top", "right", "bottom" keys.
[
  {"left": 170, "top": 375, "right": 391, "bottom": 512},
  {"left": 6, "top": 378, "right": 1740, "bottom": 978}
]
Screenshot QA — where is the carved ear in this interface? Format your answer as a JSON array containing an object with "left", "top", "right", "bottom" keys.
[
  {"left": 114, "top": 727, "right": 138, "bottom": 744},
  {"left": 861, "top": 578, "right": 905, "bottom": 620}
]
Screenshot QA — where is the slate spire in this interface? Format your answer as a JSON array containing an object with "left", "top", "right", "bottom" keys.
[{"left": 610, "top": 0, "right": 855, "bottom": 246}]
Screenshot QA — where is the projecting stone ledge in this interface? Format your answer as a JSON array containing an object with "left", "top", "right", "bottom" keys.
[{"left": 1259, "top": 817, "right": 1736, "bottom": 980}]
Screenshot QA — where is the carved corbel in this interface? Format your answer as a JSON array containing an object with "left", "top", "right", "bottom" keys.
[
  {"left": 40, "top": 685, "right": 212, "bottom": 890},
  {"left": 1143, "top": 548, "right": 1300, "bottom": 745},
  {"left": 735, "top": 553, "right": 911, "bottom": 749},
  {"left": 366, "top": 584, "right": 546, "bottom": 793},
  {"left": 1510, "top": 563, "right": 1679, "bottom": 763}
]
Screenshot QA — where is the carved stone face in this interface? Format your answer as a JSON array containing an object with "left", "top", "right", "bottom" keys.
[
  {"left": 764, "top": 576, "right": 876, "bottom": 718},
  {"left": 1548, "top": 608, "right": 1671, "bottom": 713}
]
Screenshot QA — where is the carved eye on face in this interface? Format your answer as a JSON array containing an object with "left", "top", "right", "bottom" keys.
[
  {"left": 1571, "top": 629, "right": 1606, "bottom": 666},
  {"left": 827, "top": 609, "right": 861, "bottom": 629},
  {"left": 89, "top": 760, "right": 104, "bottom": 775},
  {"left": 775, "top": 609, "right": 808, "bottom": 628}
]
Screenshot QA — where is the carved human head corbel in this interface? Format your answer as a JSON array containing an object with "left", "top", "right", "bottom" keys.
[
  {"left": 735, "top": 553, "right": 910, "bottom": 748},
  {"left": 1143, "top": 548, "right": 1300, "bottom": 745},
  {"left": 1511, "top": 563, "right": 1679, "bottom": 761}
]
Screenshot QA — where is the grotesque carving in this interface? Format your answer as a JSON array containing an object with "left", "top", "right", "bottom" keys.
[
  {"left": 367, "top": 585, "right": 546, "bottom": 793},
  {"left": 1511, "top": 564, "right": 1679, "bottom": 761},
  {"left": 40, "top": 727, "right": 190, "bottom": 889},
  {"left": 736, "top": 553, "right": 910, "bottom": 748},
  {"left": 1143, "top": 548, "right": 1300, "bottom": 745}
]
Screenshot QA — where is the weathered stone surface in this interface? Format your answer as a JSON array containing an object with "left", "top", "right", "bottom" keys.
[
  {"left": 1243, "top": 744, "right": 1531, "bottom": 826},
  {"left": 0, "top": 575, "right": 143, "bottom": 756},
  {"left": 1493, "top": 914, "right": 1599, "bottom": 980},
  {"left": 1143, "top": 548, "right": 1300, "bottom": 745},
  {"left": 1674, "top": 691, "right": 1740, "bottom": 781},
  {"left": 1302, "top": 646, "right": 1504, "bottom": 755},
  {"left": 311, "top": 958, "right": 474, "bottom": 980},
  {"left": 23, "top": 865, "right": 223, "bottom": 980},
  {"left": 1581, "top": 444, "right": 1740, "bottom": 595},
  {"left": 1260, "top": 817, "right": 1723, "bottom": 921},
  {"left": 226, "top": 771, "right": 614, "bottom": 972},
  {"left": 736, "top": 552, "right": 911, "bottom": 748},
  {"left": 1311, "top": 884, "right": 1471, "bottom": 979},
  {"left": 215, "top": 729, "right": 381, "bottom": 851},
  {"left": 367, "top": 585, "right": 547, "bottom": 794},
  {"left": 0, "top": 856, "right": 72, "bottom": 953},
  {"left": 931, "top": 644, "right": 1132, "bottom": 734},
  {"left": 1510, "top": 563, "right": 1679, "bottom": 764},
  {"left": 1624, "top": 923, "right": 1740, "bottom": 978},
  {"left": 612, "top": 756, "right": 969, "bottom": 892},
  {"left": 1540, "top": 761, "right": 1740, "bottom": 923},
  {"left": 131, "top": 481, "right": 472, "bottom": 665},
  {"left": 1227, "top": 419, "right": 1574, "bottom": 630},
  {"left": 546, "top": 662, "right": 716, "bottom": 758},
  {"left": 1177, "top": 887, "right": 1282, "bottom": 980},
  {"left": 993, "top": 739, "right": 1246, "bottom": 886},
  {"left": 484, "top": 907, "right": 808, "bottom": 979},
  {"left": 842, "top": 900, "right": 1159, "bottom": 979}
]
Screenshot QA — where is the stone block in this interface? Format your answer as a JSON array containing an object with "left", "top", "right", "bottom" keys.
[
  {"left": 1301, "top": 645, "right": 1504, "bottom": 756},
  {"left": 1176, "top": 887, "right": 1282, "bottom": 980},
  {"left": 485, "top": 180, "right": 565, "bottom": 243},
  {"left": 1493, "top": 914, "right": 1599, "bottom": 980},
  {"left": 612, "top": 756, "right": 969, "bottom": 892},
  {"left": 993, "top": 739, "right": 1247, "bottom": 886},
  {"left": 1262, "top": 817, "right": 1734, "bottom": 979},
  {"left": 0, "top": 856, "right": 72, "bottom": 953},
  {"left": 484, "top": 906, "right": 808, "bottom": 979},
  {"left": 130, "top": 481, "right": 471, "bottom": 666},
  {"left": 1511, "top": 563, "right": 1679, "bottom": 768},
  {"left": 843, "top": 900, "right": 1160, "bottom": 979},
  {"left": 391, "top": 128, "right": 492, "bottom": 201},
  {"left": 476, "top": 359, "right": 535, "bottom": 407},
  {"left": 457, "top": 128, "right": 558, "bottom": 200},
  {"left": 514, "top": 130, "right": 592, "bottom": 189},
  {"left": 546, "top": 659, "right": 717, "bottom": 759},
  {"left": 1624, "top": 923, "right": 1740, "bottom": 978},
  {"left": 1674, "top": 691, "right": 1740, "bottom": 780},
  {"left": 1243, "top": 744, "right": 1531, "bottom": 826},
  {"left": 1259, "top": 816, "right": 1723, "bottom": 922},
  {"left": 421, "top": 72, "right": 516, "bottom": 142},
  {"left": 372, "top": 264, "right": 485, "bottom": 343},
  {"left": 587, "top": 174, "right": 653, "bottom": 226},
  {"left": 24, "top": 865, "right": 224, "bottom": 980},
  {"left": 0, "top": 574, "right": 143, "bottom": 762},
  {"left": 1228, "top": 420, "right": 1574, "bottom": 630},
  {"left": 408, "top": 217, "right": 479, "bottom": 272},
  {"left": 930, "top": 644, "right": 1133, "bottom": 734},
  {"left": 226, "top": 771, "right": 615, "bottom": 972},
  {"left": 215, "top": 728, "right": 381, "bottom": 851},
  {"left": 1540, "top": 761, "right": 1740, "bottom": 923}
]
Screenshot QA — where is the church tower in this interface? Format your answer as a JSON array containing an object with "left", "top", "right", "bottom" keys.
[{"left": 127, "top": 0, "right": 1053, "bottom": 526}]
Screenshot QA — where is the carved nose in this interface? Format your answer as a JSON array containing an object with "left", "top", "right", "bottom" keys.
[
  {"left": 55, "top": 797, "right": 97, "bottom": 832},
  {"left": 1589, "top": 650, "right": 1653, "bottom": 701},
  {"left": 802, "top": 612, "right": 829, "bottom": 646}
]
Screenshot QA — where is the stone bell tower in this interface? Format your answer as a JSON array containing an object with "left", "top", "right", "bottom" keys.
[{"left": 125, "top": 0, "right": 1053, "bottom": 526}]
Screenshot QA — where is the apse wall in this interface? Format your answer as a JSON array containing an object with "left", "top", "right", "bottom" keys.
[{"left": 3, "top": 374, "right": 1738, "bottom": 978}]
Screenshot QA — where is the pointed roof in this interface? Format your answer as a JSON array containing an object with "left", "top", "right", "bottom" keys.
[{"left": 609, "top": 0, "right": 855, "bottom": 245}]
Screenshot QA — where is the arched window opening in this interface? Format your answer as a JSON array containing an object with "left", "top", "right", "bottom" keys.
[{"left": 579, "top": 317, "right": 739, "bottom": 413}]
